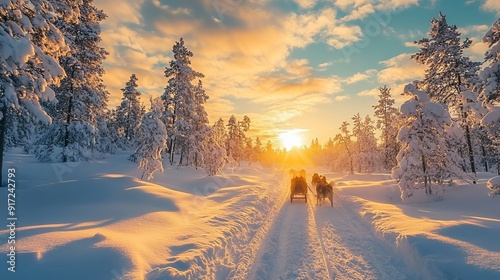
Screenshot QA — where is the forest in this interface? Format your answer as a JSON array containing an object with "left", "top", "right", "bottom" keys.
[{"left": 0, "top": 1, "right": 499, "bottom": 200}]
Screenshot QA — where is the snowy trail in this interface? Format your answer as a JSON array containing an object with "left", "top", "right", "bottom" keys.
[
  {"left": 313, "top": 196, "right": 410, "bottom": 279},
  {"left": 243, "top": 183, "right": 330, "bottom": 279},
  {"left": 232, "top": 170, "right": 411, "bottom": 280}
]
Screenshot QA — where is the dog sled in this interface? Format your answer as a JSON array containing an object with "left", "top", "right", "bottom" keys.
[{"left": 290, "top": 169, "right": 308, "bottom": 203}]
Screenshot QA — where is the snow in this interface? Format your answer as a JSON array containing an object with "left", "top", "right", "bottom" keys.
[
  {"left": 19, "top": 97, "right": 52, "bottom": 125},
  {"left": 0, "top": 152, "right": 499, "bottom": 279},
  {"left": 482, "top": 108, "right": 500, "bottom": 125},
  {"left": 487, "top": 176, "right": 500, "bottom": 196}
]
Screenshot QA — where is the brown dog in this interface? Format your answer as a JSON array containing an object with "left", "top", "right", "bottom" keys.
[{"left": 312, "top": 173, "right": 333, "bottom": 207}]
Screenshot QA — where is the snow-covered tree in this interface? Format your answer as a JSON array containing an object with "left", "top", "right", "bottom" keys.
[
  {"left": 115, "top": 74, "right": 143, "bottom": 148},
  {"left": 412, "top": 12, "right": 481, "bottom": 177},
  {"left": 184, "top": 80, "right": 210, "bottom": 168},
  {"left": 392, "top": 83, "right": 468, "bottom": 199},
  {"left": 360, "top": 115, "right": 378, "bottom": 172},
  {"left": 226, "top": 115, "right": 250, "bottom": 165},
  {"left": 373, "top": 85, "right": 400, "bottom": 170},
  {"left": 332, "top": 121, "right": 354, "bottom": 174},
  {"left": 480, "top": 18, "right": 500, "bottom": 105},
  {"left": 350, "top": 114, "right": 378, "bottom": 173},
  {"left": 162, "top": 38, "right": 209, "bottom": 166},
  {"left": 203, "top": 118, "right": 227, "bottom": 176},
  {"left": 253, "top": 136, "right": 262, "bottom": 163},
  {"left": 478, "top": 18, "right": 500, "bottom": 174},
  {"left": 134, "top": 99, "right": 168, "bottom": 180},
  {"left": 33, "top": 0, "right": 110, "bottom": 162},
  {"left": 244, "top": 137, "right": 254, "bottom": 163},
  {"left": 1, "top": 0, "right": 69, "bottom": 184},
  {"left": 261, "top": 140, "right": 275, "bottom": 167}
]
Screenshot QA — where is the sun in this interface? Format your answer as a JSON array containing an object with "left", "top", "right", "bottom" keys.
[{"left": 279, "top": 130, "right": 304, "bottom": 150}]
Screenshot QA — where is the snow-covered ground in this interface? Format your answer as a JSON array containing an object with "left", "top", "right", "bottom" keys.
[{"left": 1, "top": 150, "right": 499, "bottom": 279}]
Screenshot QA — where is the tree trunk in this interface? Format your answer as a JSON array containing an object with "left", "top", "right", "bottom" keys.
[
  {"left": 482, "top": 146, "right": 488, "bottom": 172},
  {"left": 125, "top": 101, "right": 131, "bottom": 141},
  {"left": 62, "top": 96, "right": 73, "bottom": 163},
  {"left": 464, "top": 123, "right": 476, "bottom": 183},
  {"left": 179, "top": 146, "right": 184, "bottom": 166},
  {"left": 169, "top": 137, "right": 175, "bottom": 165},
  {"left": 0, "top": 107, "right": 7, "bottom": 187},
  {"left": 422, "top": 154, "right": 430, "bottom": 195}
]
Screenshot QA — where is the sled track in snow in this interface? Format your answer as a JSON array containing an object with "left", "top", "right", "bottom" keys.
[
  {"left": 313, "top": 196, "right": 410, "bottom": 279},
  {"left": 230, "top": 170, "right": 412, "bottom": 280}
]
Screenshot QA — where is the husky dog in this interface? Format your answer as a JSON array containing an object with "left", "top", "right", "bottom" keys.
[{"left": 312, "top": 173, "right": 333, "bottom": 207}]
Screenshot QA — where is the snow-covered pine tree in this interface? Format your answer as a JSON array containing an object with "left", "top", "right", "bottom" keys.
[
  {"left": 360, "top": 115, "right": 378, "bottom": 173},
  {"left": 333, "top": 121, "right": 354, "bottom": 174},
  {"left": 185, "top": 80, "right": 210, "bottom": 168},
  {"left": 253, "top": 136, "right": 262, "bottom": 163},
  {"left": 0, "top": 0, "right": 68, "bottom": 184},
  {"left": 262, "top": 140, "right": 275, "bottom": 167},
  {"left": 162, "top": 38, "right": 209, "bottom": 166},
  {"left": 226, "top": 115, "right": 250, "bottom": 166},
  {"left": 3, "top": 106, "right": 36, "bottom": 151},
  {"left": 392, "top": 83, "right": 468, "bottom": 200},
  {"left": 33, "top": 0, "right": 110, "bottom": 162},
  {"left": 480, "top": 18, "right": 500, "bottom": 105},
  {"left": 203, "top": 118, "right": 227, "bottom": 176},
  {"left": 351, "top": 113, "right": 364, "bottom": 172},
  {"left": 479, "top": 18, "right": 500, "bottom": 174},
  {"left": 115, "top": 74, "right": 144, "bottom": 149},
  {"left": 412, "top": 12, "right": 481, "bottom": 178},
  {"left": 134, "top": 98, "right": 168, "bottom": 180},
  {"left": 244, "top": 137, "right": 254, "bottom": 163},
  {"left": 373, "top": 85, "right": 400, "bottom": 170}
]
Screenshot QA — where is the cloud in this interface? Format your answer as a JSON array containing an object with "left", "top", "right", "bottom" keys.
[
  {"left": 458, "top": 24, "right": 490, "bottom": 36},
  {"left": 465, "top": 37, "right": 489, "bottom": 62},
  {"left": 318, "top": 62, "right": 332, "bottom": 68},
  {"left": 344, "top": 69, "right": 377, "bottom": 84},
  {"left": 94, "top": 0, "right": 421, "bottom": 138},
  {"left": 151, "top": 0, "right": 190, "bottom": 14},
  {"left": 335, "top": 0, "right": 418, "bottom": 12},
  {"left": 285, "top": 59, "right": 313, "bottom": 77},
  {"left": 95, "top": 0, "right": 356, "bottom": 132},
  {"left": 335, "top": 95, "right": 351, "bottom": 101},
  {"left": 340, "top": 4, "right": 375, "bottom": 22},
  {"left": 482, "top": 0, "right": 500, "bottom": 14},
  {"left": 357, "top": 88, "right": 379, "bottom": 97},
  {"left": 377, "top": 53, "right": 425, "bottom": 85},
  {"left": 95, "top": 0, "right": 144, "bottom": 26},
  {"left": 294, "top": 0, "right": 316, "bottom": 9}
]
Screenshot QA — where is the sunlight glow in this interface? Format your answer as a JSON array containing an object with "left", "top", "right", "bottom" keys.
[{"left": 279, "top": 130, "right": 304, "bottom": 150}]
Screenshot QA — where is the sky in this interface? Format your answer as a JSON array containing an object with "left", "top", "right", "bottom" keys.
[{"left": 94, "top": 0, "right": 499, "bottom": 148}]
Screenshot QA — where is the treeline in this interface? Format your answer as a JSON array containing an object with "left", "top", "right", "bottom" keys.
[
  {"left": 0, "top": 0, "right": 275, "bottom": 181},
  {"left": 302, "top": 13, "right": 500, "bottom": 199},
  {"left": 0, "top": 3, "right": 499, "bottom": 192}
]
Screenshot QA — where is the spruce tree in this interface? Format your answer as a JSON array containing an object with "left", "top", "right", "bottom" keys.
[
  {"left": 226, "top": 115, "right": 250, "bottom": 165},
  {"left": 115, "top": 74, "right": 143, "bottom": 148},
  {"left": 393, "top": 83, "right": 468, "bottom": 199},
  {"left": 162, "top": 38, "right": 208, "bottom": 166},
  {"left": 33, "top": 0, "right": 109, "bottom": 162},
  {"left": 479, "top": 18, "right": 500, "bottom": 174},
  {"left": 0, "top": 0, "right": 68, "bottom": 184},
  {"left": 373, "top": 85, "right": 400, "bottom": 170},
  {"left": 412, "top": 12, "right": 481, "bottom": 178},
  {"left": 203, "top": 118, "right": 227, "bottom": 175},
  {"left": 135, "top": 102, "right": 168, "bottom": 180}
]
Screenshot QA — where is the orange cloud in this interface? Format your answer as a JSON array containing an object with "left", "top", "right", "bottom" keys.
[{"left": 377, "top": 53, "right": 425, "bottom": 85}]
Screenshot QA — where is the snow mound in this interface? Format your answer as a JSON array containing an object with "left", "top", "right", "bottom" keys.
[{"left": 487, "top": 176, "right": 500, "bottom": 196}]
